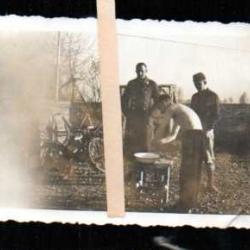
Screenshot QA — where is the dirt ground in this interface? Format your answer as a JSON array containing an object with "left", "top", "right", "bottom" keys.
[
  {"left": 0, "top": 160, "right": 106, "bottom": 211},
  {"left": 125, "top": 150, "right": 250, "bottom": 214},
  {"left": 32, "top": 162, "right": 107, "bottom": 210},
  {"left": 1, "top": 143, "right": 249, "bottom": 214}
]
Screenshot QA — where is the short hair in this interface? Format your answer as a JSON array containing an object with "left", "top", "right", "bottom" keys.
[
  {"left": 150, "top": 94, "right": 171, "bottom": 114},
  {"left": 193, "top": 72, "right": 206, "bottom": 81},
  {"left": 158, "top": 94, "right": 171, "bottom": 103},
  {"left": 136, "top": 62, "right": 147, "bottom": 71}
]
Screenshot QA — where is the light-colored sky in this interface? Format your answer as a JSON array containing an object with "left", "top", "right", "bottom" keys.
[
  {"left": 0, "top": 30, "right": 97, "bottom": 102},
  {"left": 117, "top": 20, "right": 250, "bottom": 101},
  {"left": 0, "top": 17, "right": 97, "bottom": 103},
  {"left": 0, "top": 18, "right": 250, "bottom": 102},
  {"left": 0, "top": 31, "right": 57, "bottom": 99}
]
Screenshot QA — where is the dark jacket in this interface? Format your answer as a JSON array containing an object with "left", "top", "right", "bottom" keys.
[
  {"left": 191, "top": 88, "right": 219, "bottom": 130},
  {"left": 121, "top": 77, "right": 159, "bottom": 117}
]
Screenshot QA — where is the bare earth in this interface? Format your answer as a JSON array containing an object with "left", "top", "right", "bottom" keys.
[
  {"left": 1, "top": 148, "right": 249, "bottom": 214},
  {"left": 125, "top": 151, "right": 250, "bottom": 214},
  {"left": 0, "top": 161, "right": 106, "bottom": 211},
  {"left": 25, "top": 149, "right": 249, "bottom": 214},
  {"left": 33, "top": 162, "right": 107, "bottom": 211}
]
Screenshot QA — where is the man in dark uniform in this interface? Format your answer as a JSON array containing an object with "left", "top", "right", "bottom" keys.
[
  {"left": 121, "top": 63, "right": 159, "bottom": 158},
  {"left": 191, "top": 72, "right": 220, "bottom": 192}
]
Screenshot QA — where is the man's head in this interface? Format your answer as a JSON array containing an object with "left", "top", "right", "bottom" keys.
[
  {"left": 150, "top": 94, "right": 172, "bottom": 124},
  {"left": 193, "top": 72, "right": 207, "bottom": 91},
  {"left": 136, "top": 62, "right": 147, "bottom": 79},
  {"left": 157, "top": 94, "right": 172, "bottom": 109}
]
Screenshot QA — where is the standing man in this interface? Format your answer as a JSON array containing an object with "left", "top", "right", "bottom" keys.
[
  {"left": 121, "top": 62, "right": 159, "bottom": 158},
  {"left": 150, "top": 94, "right": 203, "bottom": 210},
  {"left": 191, "top": 72, "right": 220, "bottom": 192}
]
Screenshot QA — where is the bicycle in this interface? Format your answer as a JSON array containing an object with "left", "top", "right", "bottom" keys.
[{"left": 40, "top": 112, "right": 105, "bottom": 173}]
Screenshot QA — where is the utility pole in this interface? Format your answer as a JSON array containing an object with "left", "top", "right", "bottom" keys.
[{"left": 56, "top": 31, "right": 61, "bottom": 102}]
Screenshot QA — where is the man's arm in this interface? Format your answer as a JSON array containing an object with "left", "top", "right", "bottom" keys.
[
  {"left": 160, "top": 120, "right": 180, "bottom": 144},
  {"left": 207, "top": 93, "right": 220, "bottom": 130},
  {"left": 190, "top": 94, "right": 197, "bottom": 111},
  {"left": 152, "top": 81, "right": 160, "bottom": 104},
  {"left": 121, "top": 83, "right": 130, "bottom": 116},
  {"left": 147, "top": 117, "right": 157, "bottom": 151}
]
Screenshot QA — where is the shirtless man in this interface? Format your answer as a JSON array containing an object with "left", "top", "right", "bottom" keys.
[{"left": 150, "top": 94, "right": 203, "bottom": 210}]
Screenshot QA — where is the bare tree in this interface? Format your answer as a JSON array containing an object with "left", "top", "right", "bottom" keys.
[
  {"left": 228, "top": 97, "right": 234, "bottom": 103},
  {"left": 87, "top": 57, "right": 101, "bottom": 103},
  {"left": 239, "top": 92, "right": 248, "bottom": 104},
  {"left": 54, "top": 32, "right": 102, "bottom": 126},
  {"left": 58, "top": 32, "right": 100, "bottom": 103}
]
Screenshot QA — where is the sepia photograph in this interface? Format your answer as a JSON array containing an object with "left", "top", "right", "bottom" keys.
[
  {"left": 119, "top": 20, "right": 250, "bottom": 214},
  {"left": 0, "top": 19, "right": 106, "bottom": 211}
]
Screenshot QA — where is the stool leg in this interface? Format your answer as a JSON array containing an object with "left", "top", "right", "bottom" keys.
[
  {"left": 140, "top": 170, "right": 144, "bottom": 187},
  {"left": 165, "top": 167, "right": 170, "bottom": 203},
  {"left": 165, "top": 186, "right": 169, "bottom": 203},
  {"left": 136, "top": 169, "right": 144, "bottom": 188}
]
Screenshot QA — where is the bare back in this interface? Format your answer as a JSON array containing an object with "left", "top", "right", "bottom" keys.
[{"left": 167, "top": 103, "right": 202, "bottom": 130}]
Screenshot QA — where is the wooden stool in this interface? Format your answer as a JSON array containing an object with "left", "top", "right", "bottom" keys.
[{"left": 135, "top": 158, "right": 173, "bottom": 204}]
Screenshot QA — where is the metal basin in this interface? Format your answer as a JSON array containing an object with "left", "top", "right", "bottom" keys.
[{"left": 134, "top": 152, "right": 160, "bottom": 164}]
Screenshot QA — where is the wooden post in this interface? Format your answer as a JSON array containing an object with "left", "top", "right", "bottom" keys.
[{"left": 97, "top": 0, "right": 125, "bottom": 217}]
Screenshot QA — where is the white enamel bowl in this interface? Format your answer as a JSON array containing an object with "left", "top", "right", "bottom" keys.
[{"left": 134, "top": 152, "right": 160, "bottom": 164}]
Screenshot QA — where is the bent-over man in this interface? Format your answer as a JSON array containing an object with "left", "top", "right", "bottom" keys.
[
  {"left": 191, "top": 72, "right": 219, "bottom": 192},
  {"left": 151, "top": 94, "right": 203, "bottom": 210},
  {"left": 121, "top": 62, "right": 159, "bottom": 158}
]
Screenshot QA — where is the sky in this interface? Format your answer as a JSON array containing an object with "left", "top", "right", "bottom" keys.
[
  {"left": 0, "top": 30, "right": 97, "bottom": 102},
  {"left": 0, "top": 31, "right": 60, "bottom": 101},
  {"left": 0, "top": 16, "right": 98, "bottom": 103},
  {"left": 0, "top": 18, "right": 249, "bottom": 102},
  {"left": 117, "top": 20, "right": 250, "bottom": 101}
]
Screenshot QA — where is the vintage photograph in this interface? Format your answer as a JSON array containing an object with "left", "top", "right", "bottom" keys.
[
  {"left": 0, "top": 23, "right": 106, "bottom": 211},
  {"left": 119, "top": 20, "right": 250, "bottom": 214}
]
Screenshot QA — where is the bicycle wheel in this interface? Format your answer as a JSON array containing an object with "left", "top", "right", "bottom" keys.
[{"left": 88, "top": 137, "right": 105, "bottom": 172}]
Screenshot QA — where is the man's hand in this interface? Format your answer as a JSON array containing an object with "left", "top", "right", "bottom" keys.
[
  {"left": 160, "top": 138, "right": 170, "bottom": 144},
  {"left": 205, "top": 129, "right": 214, "bottom": 138},
  {"left": 151, "top": 138, "right": 168, "bottom": 148},
  {"left": 160, "top": 136, "right": 176, "bottom": 144}
]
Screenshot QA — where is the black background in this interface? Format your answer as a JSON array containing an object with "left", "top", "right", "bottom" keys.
[
  {"left": 0, "top": 0, "right": 250, "bottom": 22},
  {"left": 0, "top": 0, "right": 250, "bottom": 249}
]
